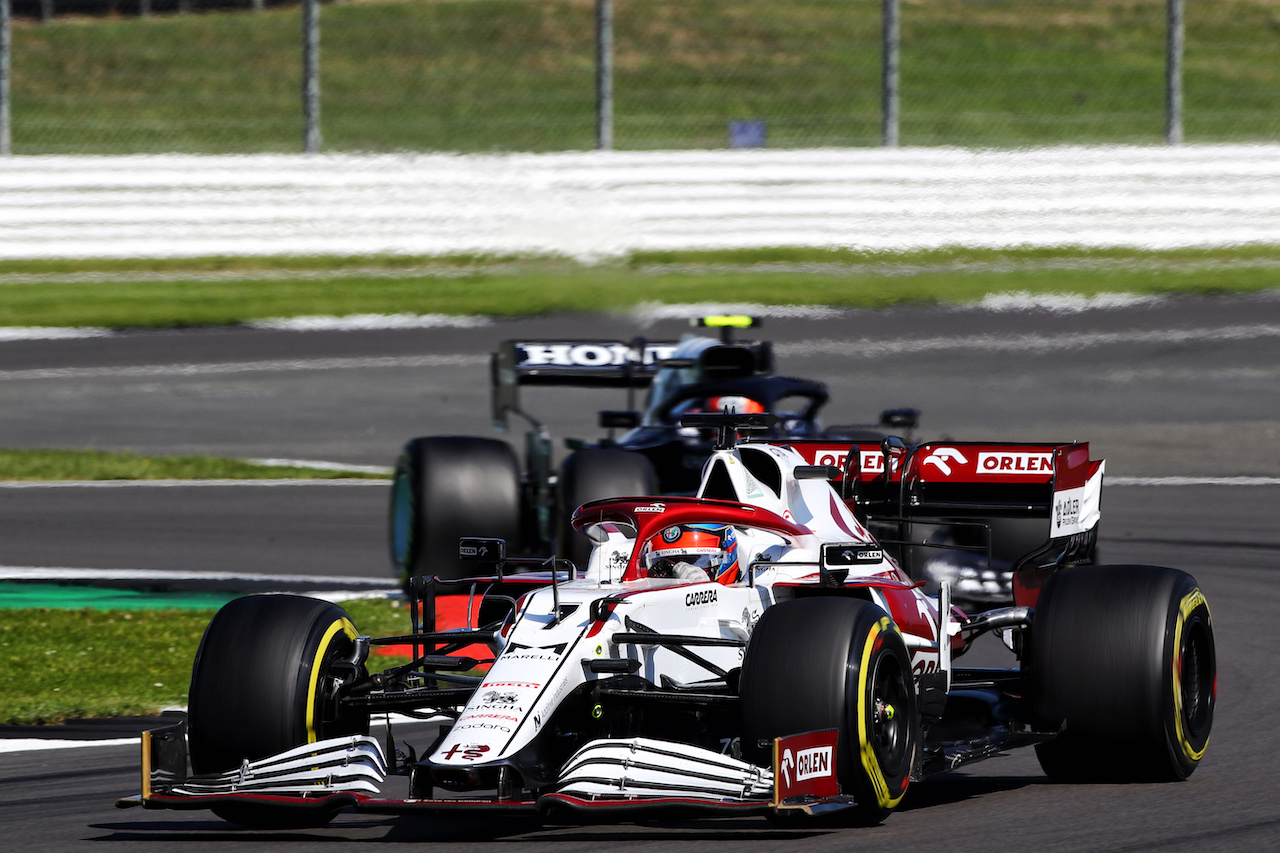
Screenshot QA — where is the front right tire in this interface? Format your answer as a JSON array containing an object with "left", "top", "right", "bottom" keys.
[{"left": 740, "top": 597, "right": 918, "bottom": 825}]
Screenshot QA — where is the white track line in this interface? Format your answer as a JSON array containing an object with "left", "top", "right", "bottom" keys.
[
  {"left": 1107, "top": 476, "right": 1280, "bottom": 486},
  {"left": 0, "top": 479, "right": 386, "bottom": 488},
  {"left": 0, "top": 353, "right": 486, "bottom": 382},
  {"left": 777, "top": 323, "right": 1280, "bottom": 359},
  {"left": 248, "top": 313, "right": 491, "bottom": 332},
  {"left": 246, "top": 458, "right": 394, "bottom": 475},
  {"left": 0, "top": 737, "right": 140, "bottom": 753},
  {"left": 0, "top": 566, "right": 396, "bottom": 586},
  {"left": 0, "top": 714, "right": 439, "bottom": 754},
  {"left": 0, "top": 327, "right": 111, "bottom": 341}
]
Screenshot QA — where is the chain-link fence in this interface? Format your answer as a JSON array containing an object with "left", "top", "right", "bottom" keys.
[{"left": 3, "top": 0, "right": 1279, "bottom": 155}]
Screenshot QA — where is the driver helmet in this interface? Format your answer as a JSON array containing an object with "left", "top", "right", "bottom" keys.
[
  {"left": 708, "top": 395, "right": 764, "bottom": 415},
  {"left": 647, "top": 524, "right": 741, "bottom": 584}
]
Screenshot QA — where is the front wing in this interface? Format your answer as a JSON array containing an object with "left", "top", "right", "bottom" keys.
[{"left": 117, "top": 726, "right": 853, "bottom": 820}]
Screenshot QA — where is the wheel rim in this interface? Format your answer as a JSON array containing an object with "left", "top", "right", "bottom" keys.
[
  {"left": 869, "top": 653, "right": 911, "bottom": 771},
  {"left": 1180, "top": 617, "right": 1214, "bottom": 740}
]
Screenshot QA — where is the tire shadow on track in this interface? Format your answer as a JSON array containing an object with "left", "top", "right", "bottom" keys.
[{"left": 895, "top": 773, "right": 1048, "bottom": 813}]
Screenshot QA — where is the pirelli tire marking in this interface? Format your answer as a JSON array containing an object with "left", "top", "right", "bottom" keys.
[
  {"left": 1172, "top": 587, "right": 1212, "bottom": 763},
  {"left": 305, "top": 617, "right": 358, "bottom": 744},
  {"left": 857, "top": 616, "right": 910, "bottom": 811}
]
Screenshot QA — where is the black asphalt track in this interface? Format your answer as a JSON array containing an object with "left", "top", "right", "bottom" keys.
[
  {"left": 1, "top": 482, "right": 1276, "bottom": 851},
  {"left": 0, "top": 295, "right": 1278, "bottom": 849}
]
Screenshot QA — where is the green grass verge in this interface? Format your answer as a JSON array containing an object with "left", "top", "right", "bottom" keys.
[
  {"left": 0, "top": 597, "right": 413, "bottom": 725},
  {"left": 0, "top": 448, "right": 387, "bottom": 480},
  {"left": 10, "top": 0, "right": 1280, "bottom": 154},
  {"left": 2, "top": 246, "right": 1280, "bottom": 328}
]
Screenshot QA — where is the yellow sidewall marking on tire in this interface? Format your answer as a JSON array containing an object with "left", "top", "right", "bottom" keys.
[
  {"left": 306, "top": 618, "right": 358, "bottom": 744},
  {"left": 1172, "top": 589, "right": 1210, "bottom": 762},
  {"left": 857, "top": 616, "right": 905, "bottom": 810}
]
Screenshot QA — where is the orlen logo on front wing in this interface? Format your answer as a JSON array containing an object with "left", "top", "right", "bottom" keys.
[
  {"left": 782, "top": 745, "right": 833, "bottom": 785},
  {"left": 977, "top": 452, "right": 1053, "bottom": 475}
]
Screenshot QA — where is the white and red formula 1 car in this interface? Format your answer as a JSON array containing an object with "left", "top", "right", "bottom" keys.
[{"left": 119, "top": 413, "right": 1216, "bottom": 829}]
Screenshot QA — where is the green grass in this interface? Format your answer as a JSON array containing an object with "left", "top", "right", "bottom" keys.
[
  {"left": 0, "top": 448, "right": 388, "bottom": 480},
  {"left": 0, "top": 597, "right": 413, "bottom": 725},
  {"left": 2, "top": 246, "right": 1280, "bottom": 328},
  {"left": 9, "top": 0, "right": 1280, "bottom": 153}
]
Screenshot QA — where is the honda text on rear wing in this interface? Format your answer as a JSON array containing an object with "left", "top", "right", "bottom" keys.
[{"left": 490, "top": 333, "right": 775, "bottom": 432}]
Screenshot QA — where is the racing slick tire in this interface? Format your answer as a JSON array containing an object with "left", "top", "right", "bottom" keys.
[
  {"left": 740, "top": 597, "right": 918, "bottom": 825},
  {"left": 1029, "top": 565, "right": 1215, "bottom": 782},
  {"left": 557, "top": 448, "right": 657, "bottom": 568},
  {"left": 390, "top": 436, "right": 522, "bottom": 584},
  {"left": 188, "top": 595, "right": 369, "bottom": 827}
]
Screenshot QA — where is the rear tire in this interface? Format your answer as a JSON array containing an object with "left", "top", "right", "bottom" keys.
[
  {"left": 390, "top": 436, "right": 522, "bottom": 583},
  {"left": 1030, "top": 565, "right": 1215, "bottom": 782},
  {"left": 188, "top": 594, "right": 370, "bottom": 827},
  {"left": 557, "top": 448, "right": 656, "bottom": 567},
  {"left": 741, "top": 597, "right": 917, "bottom": 825}
]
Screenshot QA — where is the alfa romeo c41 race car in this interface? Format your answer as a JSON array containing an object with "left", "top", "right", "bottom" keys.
[
  {"left": 119, "top": 414, "right": 1216, "bottom": 829},
  {"left": 389, "top": 317, "right": 919, "bottom": 582}
]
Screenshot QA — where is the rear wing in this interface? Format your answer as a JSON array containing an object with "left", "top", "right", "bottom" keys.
[
  {"left": 787, "top": 439, "right": 1101, "bottom": 521},
  {"left": 786, "top": 438, "right": 1104, "bottom": 604},
  {"left": 491, "top": 340, "right": 678, "bottom": 430},
  {"left": 491, "top": 337, "right": 774, "bottom": 430}
]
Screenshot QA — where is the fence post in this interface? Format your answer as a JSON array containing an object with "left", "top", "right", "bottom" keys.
[
  {"left": 1166, "top": 0, "right": 1183, "bottom": 144},
  {"left": 596, "top": 0, "right": 613, "bottom": 150},
  {"left": 882, "top": 0, "right": 899, "bottom": 147},
  {"left": 303, "top": 0, "right": 321, "bottom": 153},
  {"left": 0, "top": 0, "right": 8, "bottom": 156}
]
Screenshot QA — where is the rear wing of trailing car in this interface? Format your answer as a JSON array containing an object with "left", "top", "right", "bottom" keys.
[
  {"left": 490, "top": 337, "right": 774, "bottom": 430},
  {"left": 785, "top": 438, "right": 1104, "bottom": 605},
  {"left": 491, "top": 339, "right": 680, "bottom": 430}
]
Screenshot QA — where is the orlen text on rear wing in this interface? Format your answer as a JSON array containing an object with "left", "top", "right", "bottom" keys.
[
  {"left": 788, "top": 439, "right": 1100, "bottom": 519},
  {"left": 788, "top": 439, "right": 1104, "bottom": 604},
  {"left": 490, "top": 340, "right": 679, "bottom": 431}
]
